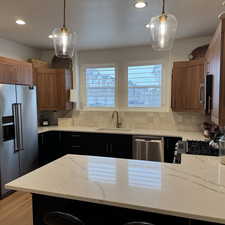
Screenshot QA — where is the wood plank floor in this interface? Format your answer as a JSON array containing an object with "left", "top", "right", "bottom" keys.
[{"left": 0, "top": 192, "right": 33, "bottom": 225}]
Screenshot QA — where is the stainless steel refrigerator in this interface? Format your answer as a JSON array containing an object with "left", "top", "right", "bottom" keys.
[{"left": 0, "top": 84, "right": 38, "bottom": 198}]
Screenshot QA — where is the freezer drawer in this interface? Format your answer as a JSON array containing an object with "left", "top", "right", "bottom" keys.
[{"left": 133, "top": 136, "right": 164, "bottom": 162}]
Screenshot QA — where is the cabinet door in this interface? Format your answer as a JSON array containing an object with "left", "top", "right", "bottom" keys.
[
  {"left": 36, "top": 69, "right": 59, "bottom": 111},
  {"left": 36, "top": 69, "right": 72, "bottom": 111},
  {"left": 185, "top": 63, "right": 204, "bottom": 111},
  {"left": 0, "top": 63, "right": 17, "bottom": 84},
  {"left": 56, "top": 70, "right": 72, "bottom": 110},
  {"left": 0, "top": 57, "right": 33, "bottom": 86},
  {"left": 206, "top": 22, "right": 222, "bottom": 125},
  {"left": 85, "top": 133, "right": 109, "bottom": 157},
  {"left": 107, "top": 134, "right": 132, "bottom": 159},
  {"left": 16, "top": 63, "right": 33, "bottom": 86},
  {"left": 171, "top": 62, "right": 189, "bottom": 111},
  {"left": 38, "top": 132, "right": 63, "bottom": 166},
  {"left": 171, "top": 60, "right": 204, "bottom": 112}
]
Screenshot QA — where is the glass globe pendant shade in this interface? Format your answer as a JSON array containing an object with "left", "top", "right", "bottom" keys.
[
  {"left": 52, "top": 27, "right": 76, "bottom": 58},
  {"left": 150, "top": 14, "right": 177, "bottom": 51}
]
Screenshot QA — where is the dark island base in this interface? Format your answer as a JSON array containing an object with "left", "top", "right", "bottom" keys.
[{"left": 32, "top": 194, "right": 219, "bottom": 225}]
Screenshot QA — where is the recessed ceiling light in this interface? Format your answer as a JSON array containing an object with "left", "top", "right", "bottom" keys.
[
  {"left": 16, "top": 19, "right": 26, "bottom": 25},
  {"left": 134, "top": 0, "right": 147, "bottom": 8},
  {"left": 48, "top": 34, "right": 53, "bottom": 39}
]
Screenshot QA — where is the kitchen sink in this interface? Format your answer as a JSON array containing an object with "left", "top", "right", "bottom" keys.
[{"left": 96, "top": 128, "right": 131, "bottom": 132}]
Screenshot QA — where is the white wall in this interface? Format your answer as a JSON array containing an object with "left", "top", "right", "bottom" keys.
[
  {"left": 0, "top": 37, "right": 41, "bottom": 60},
  {"left": 171, "top": 36, "right": 212, "bottom": 61}
]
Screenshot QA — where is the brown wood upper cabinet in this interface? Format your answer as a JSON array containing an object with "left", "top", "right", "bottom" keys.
[
  {"left": 205, "top": 16, "right": 225, "bottom": 126},
  {"left": 171, "top": 59, "right": 205, "bottom": 112},
  {"left": 0, "top": 56, "right": 33, "bottom": 86},
  {"left": 36, "top": 68, "right": 72, "bottom": 111}
]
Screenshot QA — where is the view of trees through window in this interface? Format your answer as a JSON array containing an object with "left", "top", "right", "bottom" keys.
[
  {"left": 85, "top": 64, "right": 162, "bottom": 108},
  {"left": 86, "top": 67, "right": 115, "bottom": 107},
  {"left": 128, "top": 65, "right": 162, "bottom": 107}
]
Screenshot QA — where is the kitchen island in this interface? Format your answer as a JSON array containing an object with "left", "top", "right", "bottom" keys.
[{"left": 6, "top": 154, "right": 225, "bottom": 225}]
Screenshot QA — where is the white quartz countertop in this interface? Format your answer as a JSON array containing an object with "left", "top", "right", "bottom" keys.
[
  {"left": 6, "top": 154, "right": 225, "bottom": 224},
  {"left": 38, "top": 126, "right": 205, "bottom": 141}
]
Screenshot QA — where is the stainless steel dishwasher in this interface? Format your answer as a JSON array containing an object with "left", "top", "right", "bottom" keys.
[{"left": 133, "top": 136, "right": 164, "bottom": 162}]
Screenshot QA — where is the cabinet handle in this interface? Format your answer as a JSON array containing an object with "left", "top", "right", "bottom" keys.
[
  {"left": 41, "top": 134, "right": 44, "bottom": 145},
  {"left": 199, "top": 83, "right": 204, "bottom": 104},
  {"left": 72, "top": 145, "right": 81, "bottom": 148},
  {"left": 208, "top": 96, "right": 211, "bottom": 114},
  {"left": 71, "top": 134, "right": 80, "bottom": 138}
]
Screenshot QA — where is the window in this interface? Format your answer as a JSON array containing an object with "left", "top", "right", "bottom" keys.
[
  {"left": 85, "top": 67, "right": 116, "bottom": 108},
  {"left": 81, "top": 63, "right": 164, "bottom": 111},
  {"left": 128, "top": 64, "right": 162, "bottom": 108}
]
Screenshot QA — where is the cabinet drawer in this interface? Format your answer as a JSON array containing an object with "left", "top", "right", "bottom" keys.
[
  {"left": 61, "top": 132, "right": 84, "bottom": 154},
  {"left": 63, "top": 133, "right": 82, "bottom": 144},
  {"left": 68, "top": 146, "right": 86, "bottom": 155},
  {"left": 71, "top": 134, "right": 82, "bottom": 145},
  {"left": 38, "top": 131, "right": 63, "bottom": 166}
]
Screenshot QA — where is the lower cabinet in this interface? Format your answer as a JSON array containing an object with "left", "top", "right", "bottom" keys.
[
  {"left": 33, "top": 194, "right": 214, "bottom": 225},
  {"left": 107, "top": 134, "right": 133, "bottom": 159},
  {"left": 38, "top": 131, "right": 180, "bottom": 166},
  {"left": 61, "top": 132, "right": 86, "bottom": 155},
  {"left": 38, "top": 131, "right": 63, "bottom": 166},
  {"left": 61, "top": 132, "right": 133, "bottom": 159}
]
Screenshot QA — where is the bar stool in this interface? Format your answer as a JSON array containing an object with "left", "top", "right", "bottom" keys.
[
  {"left": 124, "top": 222, "right": 154, "bottom": 225},
  {"left": 44, "top": 211, "right": 85, "bottom": 225}
]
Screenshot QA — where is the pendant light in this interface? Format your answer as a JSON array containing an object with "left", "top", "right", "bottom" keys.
[
  {"left": 52, "top": 0, "right": 76, "bottom": 58},
  {"left": 149, "top": 0, "right": 177, "bottom": 51}
]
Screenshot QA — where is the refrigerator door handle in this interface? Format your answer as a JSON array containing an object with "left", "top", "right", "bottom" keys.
[
  {"left": 12, "top": 103, "right": 20, "bottom": 152},
  {"left": 12, "top": 103, "right": 24, "bottom": 152},
  {"left": 17, "top": 103, "right": 24, "bottom": 151}
]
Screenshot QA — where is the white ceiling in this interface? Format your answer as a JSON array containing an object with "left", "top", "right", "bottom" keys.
[{"left": 0, "top": 0, "right": 224, "bottom": 50}]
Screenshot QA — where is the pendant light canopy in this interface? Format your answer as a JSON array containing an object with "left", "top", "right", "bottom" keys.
[
  {"left": 149, "top": 0, "right": 177, "bottom": 51},
  {"left": 52, "top": 0, "right": 76, "bottom": 58}
]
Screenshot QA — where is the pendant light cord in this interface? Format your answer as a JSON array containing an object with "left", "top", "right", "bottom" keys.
[
  {"left": 162, "top": 0, "right": 165, "bottom": 14},
  {"left": 63, "top": 0, "right": 66, "bottom": 27}
]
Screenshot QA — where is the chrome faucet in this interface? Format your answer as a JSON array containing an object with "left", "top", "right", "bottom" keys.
[{"left": 112, "top": 111, "right": 122, "bottom": 128}]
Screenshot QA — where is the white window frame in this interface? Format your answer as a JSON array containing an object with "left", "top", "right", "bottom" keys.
[
  {"left": 123, "top": 60, "right": 167, "bottom": 112},
  {"left": 80, "top": 64, "right": 119, "bottom": 111}
]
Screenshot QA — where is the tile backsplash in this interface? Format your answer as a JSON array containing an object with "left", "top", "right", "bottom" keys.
[{"left": 55, "top": 110, "right": 208, "bottom": 132}]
